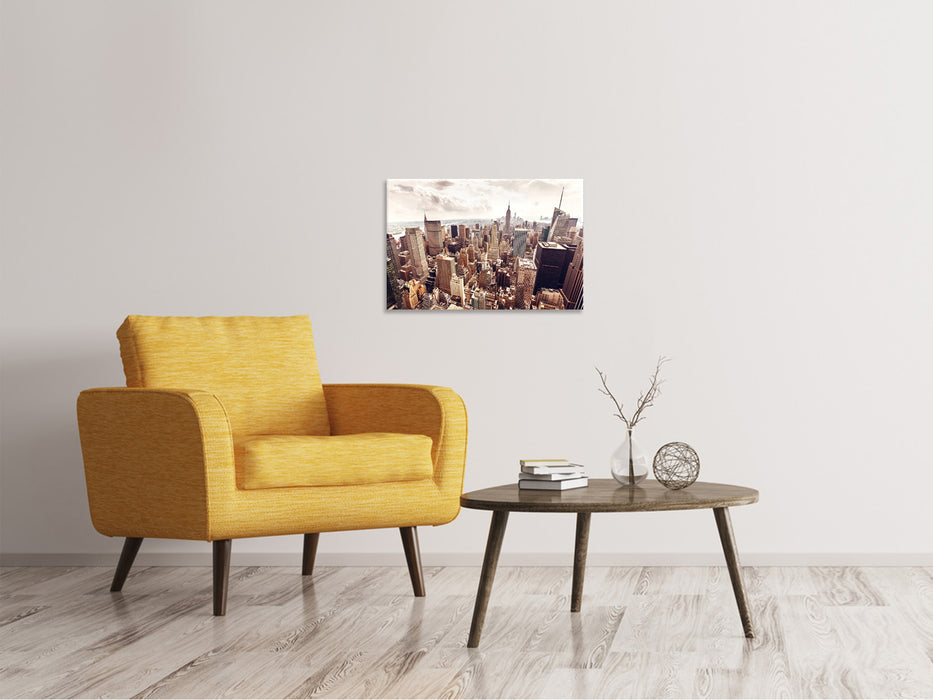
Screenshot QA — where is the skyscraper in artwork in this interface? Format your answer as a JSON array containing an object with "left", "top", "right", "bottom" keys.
[
  {"left": 562, "top": 239, "right": 584, "bottom": 309},
  {"left": 404, "top": 227, "right": 429, "bottom": 280},
  {"left": 515, "top": 259, "right": 537, "bottom": 309},
  {"left": 386, "top": 234, "right": 401, "bottom": 271},
  {"left": 549, "top": 213, "right": 577, "bottom": 243},
  {"left": 487, "top": 223, "right": 500, "bottom": 263},
  {"left": 436, "top": 254, "right": 455, "bottom": 294},
  {"left": 546, "top": 187, "right": 565, "bottom": 242},
  {"left": 533, "top": 241, "right": 571, "bottom": 293},
  {"left": 450, "top": 274, "right": 464, "bottom": 301},
  {"left": 513, "top": 228, "right": 529, "bottom": 258},
  {"left": 424, "top": 214, "right": 445, "bottom": 256}
]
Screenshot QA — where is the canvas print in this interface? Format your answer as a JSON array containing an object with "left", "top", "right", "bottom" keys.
[{"left": 386, "top": 179, "right": 583, "bottom": 310}]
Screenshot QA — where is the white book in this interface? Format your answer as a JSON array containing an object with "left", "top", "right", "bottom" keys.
[
  {"left": 518, "top": 471, "right": 586, "bottom": 481},
  {"left": 520, "top": 458, "right": 579, "bottom": 468},
  {"left": 521, "top": 464, "right": 585, "bottom": 475},
  {"left": 518, "top": 476, "right": 588, "bottom": 491}
]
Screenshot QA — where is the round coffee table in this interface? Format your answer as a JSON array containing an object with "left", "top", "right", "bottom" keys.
[{"left": 460, "top": 479, "right": 759, "bottom": 647}]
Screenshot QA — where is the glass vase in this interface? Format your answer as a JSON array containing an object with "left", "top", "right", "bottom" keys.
[{"left": 611, "top": 428, "right": 649, "bottom": 486}]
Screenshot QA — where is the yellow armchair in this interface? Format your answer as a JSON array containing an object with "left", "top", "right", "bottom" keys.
[{"left": 77, "top": 316, "right": 468, "bottom": 614}]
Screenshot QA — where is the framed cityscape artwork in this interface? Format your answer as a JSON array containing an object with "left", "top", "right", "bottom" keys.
[{"left": 386, "top": 179, "right": 583, "bottom": 311}]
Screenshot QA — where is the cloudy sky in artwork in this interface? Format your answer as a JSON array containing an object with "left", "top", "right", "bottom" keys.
[{"left": 387, "top": 179, "right": 583, "bottom": 224}]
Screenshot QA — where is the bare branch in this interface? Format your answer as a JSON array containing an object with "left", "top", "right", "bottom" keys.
[
  {"left": 629, "top": 356, "right": 669, "bottom": 427},
  {"left": 596, "top": 367, "right": 630, "bottom": 428},
  {"left": 598, "top": 357, "right": 670, "bottom": 430}
]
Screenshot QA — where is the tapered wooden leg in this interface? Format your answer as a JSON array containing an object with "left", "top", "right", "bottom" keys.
[
  {"left": 212, "top": 539, "right": 231, "bottom": 616},
  {"left": 713, "top": 507, "right": 754, "bottom": 638},
  {"left": 400, "top": 527, "right": 425, "bottom": 597},
  {"left": 302, "top": 533, "right": 319, "bottom": 576},
  {"left": 571, "top": 512, "right": 591, "bottom": 613},
  {"left": 468, "top": 510, "right": 510, "bottom": 648},
  {"left": 110, "top": 537, "right": 143, "bottom": 592}
]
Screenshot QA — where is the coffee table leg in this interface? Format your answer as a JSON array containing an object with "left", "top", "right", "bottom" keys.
[
  {"left": 468, "top": 510, "right": 509, "bottom": 648},
  {"left": 571, "top": 512, "right": 591, "bottom": 612},
  {"left": 713, "top": 506, "right": 754, "bottom": 638}
]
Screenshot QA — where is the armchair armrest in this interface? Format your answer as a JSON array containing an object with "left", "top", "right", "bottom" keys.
[
  {"left": 322, "top": 384, "right": 468, "bottom": 502},
  {"left": 76, "top": 388, "right": 234, "bottom": 541}
]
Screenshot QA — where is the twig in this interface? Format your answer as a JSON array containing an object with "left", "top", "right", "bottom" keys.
[
  {"left": 596, "top": 356, "right": 669, "bottom": 429},
  {"left": 629, "top": 356, "right": 668, "bottom": 426},
  {"left": 596, "top": 367, "right": 630, "bottom": 426}
]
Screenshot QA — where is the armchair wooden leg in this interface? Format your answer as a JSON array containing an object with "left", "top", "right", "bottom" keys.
[
  {"left": 110, "top": 537, "right": 143, "bottom": 592},
  {"left": 213, "top": 539, "right": 232, "bottom": 616},
  {"left": 302, "top": 533, "right": 319, "bottom": 576},
  {"left": 399, "top": 526, "right": 426, "bottom": 597}
]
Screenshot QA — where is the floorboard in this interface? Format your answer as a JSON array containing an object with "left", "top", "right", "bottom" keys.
[{"left": 1, "top": 565, "right": 931, "bottom": 698}]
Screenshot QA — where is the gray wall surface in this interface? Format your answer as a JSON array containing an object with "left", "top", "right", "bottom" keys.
[{"left": 2, "top": 0, "right": 931, "bottom": 563}]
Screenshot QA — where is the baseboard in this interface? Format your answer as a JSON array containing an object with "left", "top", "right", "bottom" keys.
[{"left": 2, "top": 552, "right": 931, "bottom": 567}]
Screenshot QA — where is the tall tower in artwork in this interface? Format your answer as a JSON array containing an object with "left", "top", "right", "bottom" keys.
[
  {"left": 562, "top": 239, "right": 584, "bottom": 309},
  {"left": 546, "top": 187, "right": 566, "bottom": 242},
  {"left": 436, "top": 254, "right": 456, "bottom": 294},
  {"left": 404, "top": 227, "right": 429, "bottom": 280},
  {"left": 550, "top": 188, "right": 564, "bottom": 228},
  {"left": 424, "top": 213, "right": 445, "bottom": 256},
  {"left": 549, "top": 214, "right": 577, "bottom": 243},
  {"left": 505, "top": 201, "right": 512, "bottom": 237},
  {"left": 386, "top": 234, "right": 401, "bottom": 272},
  {"left": 533, "top": 241, "right": 570, "bottom": 293},
  {"left": 513, "top": 228, "right": 530, "bottom": 258},
  {"left": 486, "top": 222, "right": 498, "bottom": 263},
  {"left": 515, "top": 259, "right": 537, "bottom": 310},
  {"left": 450, "top": 274, "right": 465, "bottom": 302}
]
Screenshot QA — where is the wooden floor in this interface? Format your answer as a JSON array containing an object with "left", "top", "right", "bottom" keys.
[{"left": 1, "top": 565, "right": 932, "bottom": 698}]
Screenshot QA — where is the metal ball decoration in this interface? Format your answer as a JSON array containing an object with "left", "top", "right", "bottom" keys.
[{"left": 652, "top": 442, "right": 700, "bottom": 490}]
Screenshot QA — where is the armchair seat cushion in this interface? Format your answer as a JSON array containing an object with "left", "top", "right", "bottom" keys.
[{"left": 240, "top": 433, "right": 434, "bottom": 489}]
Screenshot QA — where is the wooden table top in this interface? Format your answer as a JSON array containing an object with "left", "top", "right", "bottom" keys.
[{"left": 461, "top": 479, "right": 758, "bottom": 513}]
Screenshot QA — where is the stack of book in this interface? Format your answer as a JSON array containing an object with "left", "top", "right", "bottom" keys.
[{"left": 518, "top": 459, "right": 588, "bottom": 490}]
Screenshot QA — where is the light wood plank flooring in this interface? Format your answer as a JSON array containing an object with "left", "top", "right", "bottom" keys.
[{"left": 2, "top": 565, "right": 931, "bottom": 698}]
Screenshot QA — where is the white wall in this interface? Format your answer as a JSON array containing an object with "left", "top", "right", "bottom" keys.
[{"left": 2, "top": 0, "right": 932, "bottom": 565}]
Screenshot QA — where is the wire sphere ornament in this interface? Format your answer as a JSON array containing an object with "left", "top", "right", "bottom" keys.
[{"left": 652, "top": 442, "right": 700, "bottom": 490}]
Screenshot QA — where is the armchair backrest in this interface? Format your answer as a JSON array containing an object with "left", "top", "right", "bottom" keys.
[{"left": 117, "top": 315, "right": 331, "bottom": 439}]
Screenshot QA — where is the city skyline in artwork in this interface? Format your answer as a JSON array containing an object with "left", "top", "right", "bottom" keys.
[{"left": 386, "top": 179, "right": 583, "bottom": 311}]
